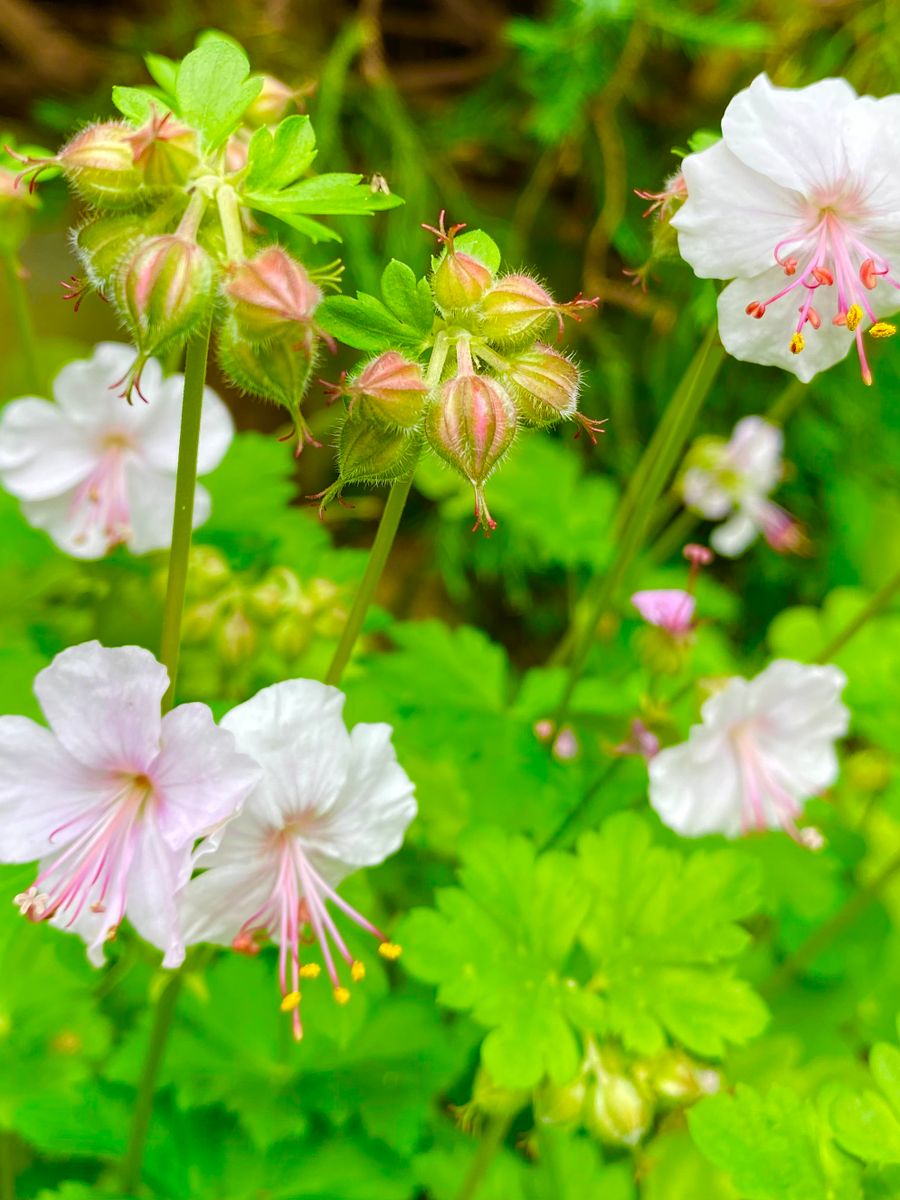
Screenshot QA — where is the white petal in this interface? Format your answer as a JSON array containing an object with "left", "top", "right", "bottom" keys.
[
  {"left": 137, "top": 375, "right": 234, "bottom": 476},
  {"left": 649, "top": 729, "right": 743, "bottom": 838},
  {"left": 0, "top": 716, "right": 111, "bottom": 862},
  {"left": 711, "top": 512, "right": 759, "bottom": 557},
  {"left": 717, "top": 270, "right": 855, "bottom": 381},
  {"left": 722, "top": 74, "right": 858, "bottom": 194},
  {"left": 20, "top": 490, "right": 114, "bottom": 560},
  {"left": 179, "top": 861, "right": 274, "bottom": 947},
  {"left": 123, "top": 460, "right": 177, "bottom": 555},
  {"left": 153, "top": 703, "right": 261, "bottom": 852},
  {"left": 51, "top": 344, "right": 164, "bottom": 433},
  {"left": 0, "top": 399, "right": 96, "bottom": 500},
  {"left": 682, "top": 467, "right": 733, "bottom": 520},
  {"left": 125, "top": 812, "right": 194, "bottom": 967},
  {"left": 673, "top": 139, "right": 803, "bottom": 279},
  {"left": 727, "top": 417, "right": 783, "bottom": 494},
  {"left": 34, "top": 641, "right": 166, "bottom": 773},
  {"left": 221, "top": 680, "right": 351, "bottom": 828},
  {"left": 840, "top": 96, "right": 900, "bottom": 260},
  {"left": 304, "top": 723, "right": 416, "bottom": 880}
]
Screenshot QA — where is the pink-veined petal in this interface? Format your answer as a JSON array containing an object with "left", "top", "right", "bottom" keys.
[
  {"left": 20, "top": 489, "right": 114, "bottom": 560},
  {"left": 631, "top": 589, "right": 696, "bottom": 633},
  {"left": 649, "top": 727, "right": 743, "bottom": 838},
  {"left": 180, "top": 860, "right": 274, "bottom": 948}
]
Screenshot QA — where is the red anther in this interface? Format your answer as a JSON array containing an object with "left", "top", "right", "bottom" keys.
[
  {"left": 806, "top": 306, "right": 821, "bottom": 329},
  {"left": 832, "top": 312, "right": 847, "bottom": 326},
  {"left": 232, "top": 932, "right": 261, "bottom": 956},
  {"left": 811, "top": 267, "right": 834, "bottom": 286},
  {"left": 684, "top": 543, "right": 713, "bottom": 567},
  {"left": 860, "top": 258, "right": 879, "bottom": 289},
  {"left": 745, "top": 301, "right": 766, "bottom": 319},
  {"left": 781, "top": 257, "right": 798, "bottom": 276}
]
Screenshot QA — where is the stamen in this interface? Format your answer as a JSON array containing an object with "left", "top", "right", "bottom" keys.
[
  {"left": 298, "top": 962, "right": 321, "bottom": 979},
  {"left": 869, "top": 322, "right": 896, "bottom": 338},
  {"left": 789, "top": 332, "right": 805, "bottom": 355},
  {"left": 351, "top": 961, "right": 366, "bottom": 981},
  {"left": 333, "top": 986, "right": 351, "bottom": 1005},
  {"left": 378, "top": 942, "right": 403, "bottom": 960},
  {"left": 745, "top": 301, "right": 766, "bottom": 319},
  {"left": 811, "top": 267, "right": 833, "bottom": 286},
  {"left": 846, "top": 304, "right": 863, "bottom": 332},
  {"left": 280, "top": 991, "right": 302, "bottom": 1012}
]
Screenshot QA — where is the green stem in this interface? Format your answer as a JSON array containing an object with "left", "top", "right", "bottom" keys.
[
  {"left": 815, "top": 563, "right": 900, "bottom": 663},
  {"left": 551, "top": 327, "right": 723, "bottom": 729},
  {"left": 119, "top": 969, "right": 185, "bottom": 1194},
  {"left": 648, "top": 507, "right": 699, "bottom": 565},
  {"left": 324, "top": 472, "right": 414, "bottom": 687},
  {"left": 216, "top": 184, "right": 245, "bottom": 261},
  {"left": 542, "top": 757, "right": 626, "bottom": 851},
  {"left": 159, "top": 323, "right": 212, "bottom": 711},
  {"left": 1, "top": 252, "right": 40, "bottom": 395},
  {"left": 454, "top": 1115, "right": 512, "bottom": 1200},
  {"left": 761, "top": 850, "right": 900, "bottom": 1000},
  {"left": 765, "top": 377, "right": 806, "bottom": 426}
]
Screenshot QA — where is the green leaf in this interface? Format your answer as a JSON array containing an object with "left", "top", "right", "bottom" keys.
[
  {"left": 453, "top": 229, "right": 502, "bottom": 274},
  {"left": 380, "top": 260, "right": 434, "bottom": 334},
  {"left": 111, "top": 85, "right": 170, "bottom": 124},
  {"left": 577, "top": 812, "right": 768, "bottom": 1056},
  {"left": 245, "top": 115, "right": 318, "bottom": 192},
  {"left": 399, "top": 829, "right": 596, "bottom": 1088},
  {"left": 831, "top": 1089, "right": 900, "bottom": 1165},
  {"left": 175, "top": 36, "right": 262, "bottom": 150},
  {"left": 243, "top": 172, "right": 403, "bottom": 217},
  {"left": 316, "top": 294, "right": 428, "bottom": 354},
  {"left": 144, "top": 51, "right": 179, "bottom": 96}
]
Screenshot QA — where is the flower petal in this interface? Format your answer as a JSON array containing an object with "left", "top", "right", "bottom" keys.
[
  {"left": 673, "top": 138, "right": 803, "bottom": 279},
  {"left": 138, "top": 375, "right": 234, "bottom": 475},
  {"left": 728, "top": 417, "right": 783, "bottom": 494},
  {"left": 124, "top": 463, "right": 212, "bottom": 555},
  {"left": 711, "top": 511, "right": 759, "bottom": 557},
  {"left": 0, "top": 716, "right": 111, "bottom": 862},
  {"left": 153, "top": 703, "right": 261, "bottom": 852},
  {"left": 682, "top": 467, "right": 733, "bottom": 520},
  {"left": 179, "top": 861, "right": 274, "bottom": 948},
  {"left": 125, "top": 812, "right": 194, "bottom": 968},
  {"left": 51, "top": 343, "right": 164, "bottom": 432},
  {"left": 20, "top": 490, "right": 114, "bottom": 560},
  {"left": 34, "top": 641, "right": 166, "bottom": 773},
  {"left": 649, "top": 728, "right": 743, "bottom": 838},
  {"left": 0, "top": 399, "right": 96, "bottom": 500},
  {"left": 631, "top": 589, "right": 696, "bottom": 633},
  {"left": 721, "top": 73, "right": 858, "bottom": 194}
]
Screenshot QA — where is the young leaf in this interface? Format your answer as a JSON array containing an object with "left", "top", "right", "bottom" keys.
[
  {"left": 112, "top": 85, "right": 171, "bottom": 125},
  {"left": 175, "top": 36, "right": 262, "bottom": 151},
  {"left": 317, "top": 294, "right": 428, "bottom": 354},
  {"left": 577, "top": 812, "right": 768, "bottom": 1056},
  {"left": 245, "top": 115, "right": 318, "bottom": 192},
  {"left": 144, "top": 50, "right": 179, "bottom": 97},
  {"left": 380, "top": 260, "right": 434, "bottom": 334},
  {"left": 243, "top": 172, "right": 404, "bottom": 218}
]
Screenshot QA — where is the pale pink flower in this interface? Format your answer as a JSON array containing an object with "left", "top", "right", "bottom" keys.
[
  {"left": 180, "top": 679, "right": 416, "bottom": 1039},
  {"left": 0, "top": 641, "right": 260, "bottom": 966},
  {"left": 631, "top": 589, "right": 696, "bottom": 636},
  {"left": 648, "top": 660, "right": 848, "bottom": 842},
  {"left": 672, "top": 74, "right": 900, "bottom": 383},
  {"left": 0, "top": 342, "right": 232, "bottom": 559},
  {"left": 614, "top": 719, "right": 660, "bottom": 762}
]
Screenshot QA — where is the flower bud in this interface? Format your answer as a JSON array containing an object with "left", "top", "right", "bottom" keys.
[
  {"left": 73, "top": 194, "right": 187, "bottom": 289},
  {"left": 246, "top": 570, "right": 297, "bottom": 623},
  {"left": 181, "top": 600, "right": 220, "bottom": 643},
  {"left": 534, "top": 1075, "right": 587, "bottom": 1127},
  {"left": 583, "top": 1072, "right": 654, "bottom": 1148},
  {"left": 504, "top": 343, "right": 580, "bottom": 426},
  {"left": 480, "top": 274, "right": 597, "bottom": 346},
  {"left": 225, "top": 247, "right": 322, "bottom": 345},
  {"left": 117, "top": 234, "right": 214, "bottom": 384},
  {"left": 469, "top": 1067, "right": 530, "bottom": 1119},
  {"left": 216, "top": 608, "right": 257, "bottom": 666},
  {"left": 244, "top": 76, "right": 297, "bottom": 128},
  {"left": 186, "top": 546, "right": 231, "bottom": 600},
  {"left": 424, "top": 212, "right": 493, "bottom": 314},
  {"left": 634, "top": 1049, "right": 720, "bottom": 1110},
  {"left": 271, "top": 613, "right": 313, "bottom": 661},
  {"left": 425, "top": 372, "right": 516, "bottom": 533},
  {"left": 313, "top": 414, "right": 422, "bottom": 514},
  {"left": 128, "top": 110, "right": 199, "bottom": 189},
  {"left": 55, "top": 123, "right": 143, "bottom": 208},
  {"left": 331, "top": 352, "right": 428, "bottom": 430}
]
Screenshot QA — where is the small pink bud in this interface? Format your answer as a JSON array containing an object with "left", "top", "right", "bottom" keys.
[
  {"left": 127, "top": 109, "right": 198, "bottom": 188},
  {"left": 553, "top": 728, "right": 579, "bottom": 761},
  {"left": 425, "top": 372, "right": 517, "bottom": 533},
  {"left": 327, "top": 351, "right": 428, "bottom": 429},
  {"left": 225, "top": 246, "right": 323, "bottom": 346},
  {"left": 683, "top": 543, "right": 713, "bottom": 567},
  {"left": 244, "top": 76, "right": 298, "bottom": 128},
  {"left": 631, "top": 589, "right": 696, "bottom": 636},
  {"left": 614, "top": 719, "right": 660, "bottom": 762},
  {"left": 480, "top": 274, "right": 598, "bottom": 345},
  {"left": 13, "top": 122, "right": 142, "bottom": 206},
  {"left": 423, "top": 211, "right": 493, "bottom": 313}
]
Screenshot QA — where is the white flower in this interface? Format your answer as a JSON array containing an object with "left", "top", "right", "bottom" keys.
[
  {"left": 672, "top": 74, "right": 900, "bottom": 383},
  {"left": 0, "top": 342, "right": 232, "bottom": 559},
  {"left": 648, "top": 659, "right": 849, "bottom": 841},
  {"left": 0, "top": 641, "right": 260, "bottom": 966},
  {"left": 681, "top": 416, "right": 802, "bottom": 557},
  {"left": 180, "top": 679, "right": 416, "bottom": 1039}
]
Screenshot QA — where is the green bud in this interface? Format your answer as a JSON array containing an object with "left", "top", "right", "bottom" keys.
[
  {"left": 186, "top": 546, "right": 231, "bottom": 599},
  {"left": 583, "top": 1072, "right": 654, "bottom": 1148},
  {"left": 74, "top": 194, "right": 187, "bottom": 289},
  {"left": 128, "top": 111, "right": 199, "bottom": 189},
  {"left": 314, "top": 413, "right": 422, "bottom": 514},
  {"left": 216, "top": 608, "right": 257, "bottom": 666},
  {"left": 58, "top": 122, "right": 144, "bottom": 209},
  {"left": 534, "top": 1075, "right": 587, "bottom": 1127},
  {"left": 469, "top": 1067, "right": 530, "bottom": 1119},
  {"left": 244, "top": 76, "right": 297, "bottom": 128},
  {"left": 480, "top": 274, "right": 596, "bottom": 347},
  {"left": 271, "top": 613, "right": 313, "bottom": 661},
  {"left": 634, "top": 1049, "right": 720, "bottom": 1110},
  {"left": 424, "top": 213, "right": 493, "bottom": 314},
  {"left": 181, "top": 600, "right": 220, "bottom": 643},
  {"left": 332, "top": 352, "right": 428, "bottom": 430}
]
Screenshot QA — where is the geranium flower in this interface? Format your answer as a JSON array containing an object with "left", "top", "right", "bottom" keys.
[
  {"left": 180, "top": 679, "right": 416, "bottom": 1039},
  {"left": 0, "top": 342, "right": 232, "bottom": 558},
  {"left": 0, "top": 641, "right": 260, "bottom": 966},
  {"left": 672, "top": 74, "right": 900, "bottom": 383},
  {"left": 680, "top": 416, "right": 803, "bottom": 557},
  {"left": 648, "top": 660, "right": 848, "bottom": 841},
  {"left": 631, "top": 589, "right": 696, "bottom": 636}
]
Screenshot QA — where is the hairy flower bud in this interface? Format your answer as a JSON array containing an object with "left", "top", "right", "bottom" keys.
[
  {"left": 534, "top": 1076, "right": 587, "bottom": 1127},
  {"left": 127, "top": 110, "right": 199, "bottom": 188},
  {"left": 225, "top": 246, "right": 323, "bottom": 345},
  {"left": 313, "top": 413, "right": 422, "bottom": 515},
  {"left": 425, "top": 371, "right": 517, "bottom": 533},
  {"left": 480, "top": 274, "right": 597, "bottom": 345},
  {"left": 327, "top": 352, "right": 428, "bottom": 430},
  {"left": 50, "top": 123, "right": 142, "bottom": 208},
  {"left": 634, "top": 1049, "right": 720, "bottom": 1110},
  {"left": 502, "top": 343, "right": 609, "bottom": 445},
  {"left": 424, "top": 212, "right": 493, "bottom": 314},
  {"left": 244, "top": 76, "right": 297, "bottom": 128}
]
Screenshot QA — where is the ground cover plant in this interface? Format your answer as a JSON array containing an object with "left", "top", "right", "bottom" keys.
[{"left": 0, "top": 3, "right": 900, "bottom": 1198}]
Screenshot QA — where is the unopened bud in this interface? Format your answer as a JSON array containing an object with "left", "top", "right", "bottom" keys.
[
  {"left": 583, "top": 1072, "right": 654, "bottom": 1148},
  {"left": 534, "top": 1076, "right": 587, "bottom": 1127},
  {"left": 73, "top": 194, "right": 187, "bottom": 288},
  {"left": 216, "top": 608, "right": 256, "bottom": 665},
  {"left": 425, "top": 371, "right": 516, "bottom": 533},
  {"left": 53, "top": 123, "right": 142, "bottom": 208},
  {"left": 424, "top": 212, "right": 493, "bottom": 313},
  {"left": 181, "top": 600, "right": 219, "bottom": 643},
  {"left": 333, "top": 351, "right": 428, "bottom": 429},
  {"left": 470, "top": 1067, "right": 530, "bottom": 1119},
  {"left": 480, "top": 274, "right": 596, "bottom": 345},
  {"left": 271, "top": 613, "right": 312, "bottom": 660},
  {"left": 244, "top": 76, "right": 297, "bottom": 127},
  {"left": 187, "top": 545, "right": 231, "bottom": 599},
  {"left": 634, "top": 1049, "right": 720, "bottom": 1110},
  {"left": 503, "top": 343, "right": 580, "bottom": 426},
  {"left": 225, "top": 247, "right": 322, "bottom": 345},
  {"left": 314, "top": 414, "right": 422, "bottom": 514},
  {"left": 128, "top": 110, "right": 199, "bottom": 188}
]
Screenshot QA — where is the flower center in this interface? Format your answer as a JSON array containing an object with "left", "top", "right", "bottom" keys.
[
  {"left": 746, "top": 210, "right": 899, "bottom": 384},
  {"left": 730, "top": 724, "right": 818, "bottom": 846},
  {"left": 232, "top": 833, "right": 401, "bottom": 1040},
  {"left": 69, "top": 437, "right": 134, "bottom": 550}
]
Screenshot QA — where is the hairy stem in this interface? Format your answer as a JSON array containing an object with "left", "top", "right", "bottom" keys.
[
  {"left": 815, "top": 563, "right": 900, "bottom": 663},
  {"left": 216, "top": 184, "right": 245, "bottom": 261},
  {"left": 119, "top": 969, "right": 185, "bottom": 1193},
  {"left": 159, "top": 323, "right": 212, "bottom": 711},
  {"left": 1, "top": 251, "right": 40, "bottom": 395},
  {"left": 454, "top": 1115, "right": 512, "bottom": 1200},
  {"left": 551, "top": 327, "right": 723, "bottom": 729}
]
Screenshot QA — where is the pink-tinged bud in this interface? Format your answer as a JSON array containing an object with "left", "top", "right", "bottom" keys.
[
  {"left": 502, "top": 342, "right": 606, "bottom": 443},
  {"left": 127, "top": 110, "right": 198, "bottom": 188},
  {"left": 74, "top": 194, "right": 188, "bottom": 290},
  {"left": 759, "top": 502, "right": 810, "bottom": 556},
  {"left": 480, "top": 273, "right": 598, "bottom": 345},
  {"left": 15, "top": 123, "right": 143, "bottom": 207},
  {"left": 244, "top": 76, "right": 297, "bottom": 128},
  {"left": 0, "top": 167, "right": 36, "bottom": 252},
  {"left": 614, "top": 718, "right": 660, "bottom": 762},
  {"left": 115, "top": 234, "right": 214, "bottom": 398},
  {"left": 225, "top": 246, "right": 323, "bottom": 345},
  {"left": 423, "top": 212, "right": 493, "bottom": 313},
  {"left": 683, "top": 543, "right": 713, "bottom": 567},
  {"left": 325, "top": 352, "right": 428, "bottom": 430},
  {"left": 312, "top": 414, "right": 423, "bottom": 515},
  {"left": 425, "top": 372, "right": 517, "bottom": 534},
  {"left": 218, "top": 318, "right": 319, "bottom": 453}
]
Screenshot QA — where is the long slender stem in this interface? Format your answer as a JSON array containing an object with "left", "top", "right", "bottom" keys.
[
  {"left": 1, "top": 252, "right": 40, "bottom": 395},
  {"left": 815, "top": 563, "right": 900, "bottom": 663},
  {"left": 551, "top": 327, "right": 722, "bottom": 729},
  {"left": 119, "top": 969, "right": 185, "bottom": 1194},
  {"left": 159, "top": 324, "right": 212, "bottom": 711},
  {"left": 454, "top": 1115, "right": 512, "bottom": 1200},
  {"left": 325, "top": 472, "right": 414, "bottom": 686}
]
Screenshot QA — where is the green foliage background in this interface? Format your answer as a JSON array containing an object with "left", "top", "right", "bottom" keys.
[{"left": 1, "top": 2, "right": 900, "bottom": 1197}]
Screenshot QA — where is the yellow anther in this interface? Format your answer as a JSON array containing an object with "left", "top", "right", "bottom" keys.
[
  {"left": 846, "top": 304, "right": 863, "bottom": 332},
  {"left": 378, "top": 941, "right": 403, "bottom": 961},
  {"left": 869, "top": 321, "right": 897, "bottom": 339},
  {"left": 789, "top": 332, "right": 805, "bottom": 355},
  {"left": 298, "top": 963, "right": 321, "bottom": 979},
  {"left": 333, "top": 986, "right": 351, "bottom": 1006},
  {"left": 280, "top": 990, "right": 302, "bottom": 1012},
  {"left": 351, "top": 961, "right": 366, "bottom": 982}
]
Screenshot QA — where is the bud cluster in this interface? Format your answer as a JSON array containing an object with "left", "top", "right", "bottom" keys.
[
  {"left": 319, "top": 212, "right": 605, "bottom": 533},
  {"left": 18, "top": 75, "right": 335, "bottom": 441},
  {"left": 157, "top": 546, "right": 348, "bottom": 700}
]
